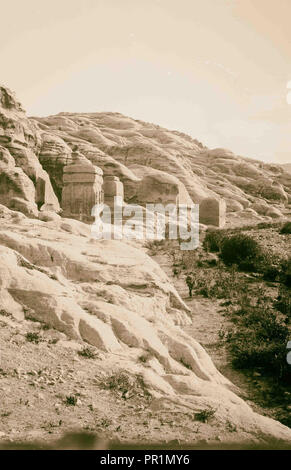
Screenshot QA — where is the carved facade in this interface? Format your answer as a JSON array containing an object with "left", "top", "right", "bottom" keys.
[
  {"left": 199, "top": 197, "right": 226, "bottom": 228},
  {"left": 61, "top": 158, "right": 103, "bottom": 222},
  {"left": 61, "top": 154, "right": 226, "bottom": 229}
]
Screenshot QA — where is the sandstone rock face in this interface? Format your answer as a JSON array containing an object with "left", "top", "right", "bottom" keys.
[
  {"left": 282, "top": 163, "right": 291, "bottom": 175},
  {"left": 32, "top": 110, "right": 291, "bottom": 225},
  {"left": 266, "top": 206, "right": 283, "bottom": 218},
  {"left": 1, "top": 86, "right": 291, "bottom": 445},
  {"left": 0, "top": 206, "right": 291, "bottom": 443},
  {"left": 125, "top": 165, "right": 194, "bottom": 208},
  {"left": 0, "top": 163, "right": 35, "bottom": 206},
  {"left": 0, "top": 86, "right": 60, "bottom": 214},
  {"left": 38, "top": 132, "right": 73, "bottom": 201},
  {"left": 1, "top": 86, "right": 290, "bottom": 224}
]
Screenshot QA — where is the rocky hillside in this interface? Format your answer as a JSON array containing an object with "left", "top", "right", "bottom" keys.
[
  {"left": 1, "top": 85, "right": 291, "bottom": 446},
  {"left": 33, "top": 110, "right": 291, "bottom": 224},
  {"left": 1, "top": 85, "right": 291, "bottom": 222},
  {"left": 282, "top": 164, "right": 291, "bottom": 175}
]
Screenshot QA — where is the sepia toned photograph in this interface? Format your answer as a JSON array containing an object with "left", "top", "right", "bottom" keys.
[{"left": 0, "top": 0, "right": 290, "bottom": 456}]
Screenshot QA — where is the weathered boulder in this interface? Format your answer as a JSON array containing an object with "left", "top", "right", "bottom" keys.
[
  {"left": 266, "top": 206, "right": 284, "bottom": 218},
  {"left": 9, "top": 197, "right": 38, "bottom": 217},
  {"left": 250, "top": 202, "right": 269, "bottom": 216},
  {"left": 0, "top": 86, "right": 60, "bottom": 215},
  {"left": 126, "top": 165, "right": 194, "bottom": 207},
  {"left": 0, "top": 166, "right": 35, "bottom": 207},
  {"left": 38, "top": 132, "right": 73, "bottom": 201}
]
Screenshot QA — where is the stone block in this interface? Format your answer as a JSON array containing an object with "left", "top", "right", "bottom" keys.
[
  {"left": 62, "top": 161, "right": 103, "bottom": 222},
  {"left": 104, "top": 176, "right": 124, "bottom": 206},
  {"left": 199, "top": 197, "right": 226, "bottom": 227}
]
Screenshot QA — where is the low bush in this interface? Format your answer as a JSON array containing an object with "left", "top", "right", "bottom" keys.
[
  {"left": 259, "top": 250, "right": 282, "bottom": 281},
  {"left": 78, "top": 347, "right": 98, "bottom": 359},
  {"left": 226, "top": 304, "right": 290, "bottom": 379},
  {"left": 25, "top": 332, "right": 41, "bottom": 344},
  {"left": 220, "top": 234, "right": 263, "bottom": 272},
  {"left": 280, "top": 222, "right": 291, "bottom": 234},
  {"left": 203, "top": 230, "right": 225, "bottom": 252},
  {"left": 194, "top": 408, "right": 216, "bottom": 423},
  {"left": 281, "top": 258, "right": 291, "bottom": 287},
  {"left": 66, "top": 395, "right": 78, "bottom": 406},
  {"left": 262, "top": 265, "right": 281, "bottom": 282},
  {"left": 100, "top": 372, "right": 151, "bottom": 401},
  {"left": 187, "top": 266, "right": 247, "bottom": 300},
  {"left": 275, "top": 286, "right": 291, "bottom": 319}
]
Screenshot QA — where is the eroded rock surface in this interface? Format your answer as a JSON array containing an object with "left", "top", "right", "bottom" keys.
[
  {"left": 0, "top": 206, "right": 291, "bottom": 444},
  {"left": 0, "top": 86, "right": 59, "bottom": 213},
  {"left": 33, "top": 112, "right": 291, "bottom": 223},
  {"left": 1, "top": 85, "right": 290, "bottom": 223},
  {"left": 1, "top": 86, "right": 291, "bottom": 445}
]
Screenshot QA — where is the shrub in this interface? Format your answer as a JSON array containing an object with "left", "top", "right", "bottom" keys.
[
  {"left": 230, "top": 338, "right": 287, "bottom": 376},
  {"left": 194, "top": 408, "right": 216, "bottom": 423},
  {"left": 97, "top": 418, "right": 112, "bottom": 428},
  {"left": 25, "top": 332, "right": 41, "bottom": 344},
  {"left": 220, "top": 234, "right": 262, "bottom": 271},
  {"left": 144, "top": 239, "right": 166, "bottom": 253},
  {"left": 138, "top": 354, "right": 152, "bottom": 364},
  {"left": 203, "top": 230, "right": 225, "bottom": 252},
  {"left": 180, "top": 250, "right": 200, "bottom": 271},
  {"left": 187, "top": 266, "right": 246, "bottom": 300},
  {"left": 0, "top": 309, "right": 11, "bottom": 317},
  {"left": 180, "top": 358, "right": 192, "bottom": 370},
  {"left": 78, "top": 347, "right": 98, "bottom": 359},
  {"left": 259, "top": 250, "right": 282, "bottom": 281},
  {"left": 100, "top": 372, "right": 151, "bottom": 400},
  {"left": 226, "top": 304, "right": 289, "bottom": 378},
  {"left": 262, "top": 266, "right": 280, "bottom": 282},
  {"left": 280, "top": 222, "right": 291, "bottom": 234},
  {"left": 65, "top": 395, "right": 78, "bottom": 406},
  {"left": 275, "top": 286, "right": 291, "bottom": 319},
  {"left": 281, "top": 258, "right": 291, "bottom": 287}
]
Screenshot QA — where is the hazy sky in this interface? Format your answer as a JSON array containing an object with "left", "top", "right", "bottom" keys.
[{"left": 1, "top": 0, "right": 290, "bottom": 163}]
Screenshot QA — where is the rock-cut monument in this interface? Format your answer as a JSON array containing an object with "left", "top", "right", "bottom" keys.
[
  {"left": 103, "top": 175, "right": 124, "bottom": 208},
  {"left": 61, "top": 149, "right": 225, "bottom": 228},
  {"left": 199, "top": 197, "right": 226, "bottom": 227},
  {"left": 61, "top": 151, "right": 104, "bottom": 222}
]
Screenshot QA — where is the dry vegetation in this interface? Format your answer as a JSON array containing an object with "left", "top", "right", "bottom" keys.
[{"left": 163, "top": 220, "right": 291, "bottom": 427}]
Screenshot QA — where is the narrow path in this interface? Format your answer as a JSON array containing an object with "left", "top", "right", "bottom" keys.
[{"left": 151, "top": 250, "right": 270, "bottom": 413}]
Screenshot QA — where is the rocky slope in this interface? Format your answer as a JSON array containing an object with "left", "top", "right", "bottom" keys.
[
  {"left": 282, "top": 164, "right": 291, "bottom": 175},
  {"left": 0, "top": 85, "right": 291, "bottom": 446},
  {"left": 33, "top": 111, "right": 291, "bottom": 224},
  {"left": 1, "top": 205, "right": 291, "bottom": 445},
  {"left": 1, "top": 85, "right": 291, "bottom": 222}
]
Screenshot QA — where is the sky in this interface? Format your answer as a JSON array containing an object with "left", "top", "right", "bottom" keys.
[{"left": 0, "top": 0, "right": 290, "bottom": 163}]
